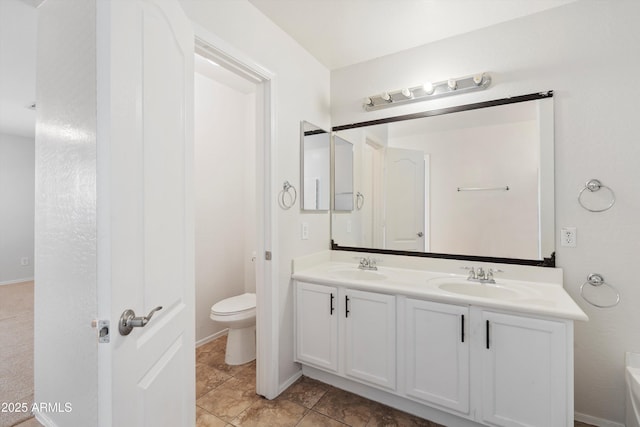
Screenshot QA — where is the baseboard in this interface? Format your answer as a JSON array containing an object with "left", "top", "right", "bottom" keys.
[
  {"left": 278, "top": 369, "right": 303, "bottom": 396},
  {"left": 0, "top": 277, "right": 34, "bottom": 286},
  {"left": 575, "top": 411, "right": 625, "bottom": 427},
  {"left": 34, "top": 411, "right": 59, "bottom": 427},
  {"left": 196, "top": 328, "right": 228, "bottom": 348}
]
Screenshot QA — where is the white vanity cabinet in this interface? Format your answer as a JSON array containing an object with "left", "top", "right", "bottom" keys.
[
  {"left": 481, "top": 310, "right": 568, "bottom": 427},
  {"left": 344, "top": 288, "right": 396, "bottom": 390},
  {"left": 295, "top": 282, "right": 338, "bottom": 372},
  {"left": 294, "top": 276, "right": 576, "bottom": 427},
  {"left": 294, "top": 282, "right": 397, "bottom": 390},
  {"left": 403, "top": 298, "right": 470, "bottom": 413}
]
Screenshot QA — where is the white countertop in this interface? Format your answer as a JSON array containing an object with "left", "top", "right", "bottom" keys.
[{"left": 292, "top": 252, "right": 588, "bottom": 322}]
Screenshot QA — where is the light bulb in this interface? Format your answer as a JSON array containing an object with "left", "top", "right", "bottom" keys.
[
  {"left": 381, "top": 92, "right": 392, "bottom": 102},
  {"left": 364, "top": 97, "right": 373, "bottom": 107},
  {"left": 423, "top": 82, "right": 434, "bottom": 94},
  {"left": 401, "top": 88, "right": 412, "bottom": 99},
  {"left": 473, "top": 74, "right": 484, "bottom": 86},
  {"left": 448, "top": 79, "right": 457, "bottom": 90}
]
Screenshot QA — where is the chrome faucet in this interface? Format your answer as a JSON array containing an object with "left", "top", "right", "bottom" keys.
[
  {"left": 462, "top": 266, "right": 503, "bottom": 284},
  {"left": 358, "top": 256, "right": 378, "bottom": 271}
]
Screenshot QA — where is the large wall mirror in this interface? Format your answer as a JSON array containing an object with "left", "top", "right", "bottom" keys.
[
  {"left": 301, "top": 121, "right": 330, "bottom": 211},
  {"left": 331, "top": 92, "right": 555, "bottom": 266}
]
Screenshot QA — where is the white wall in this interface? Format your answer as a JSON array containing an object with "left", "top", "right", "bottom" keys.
[
  {"left": 34, "top": 1, "right": 98, "bottom": 425},
  {"left": 331, "top": 2, "right": 640, "bottom": 424},
  {"left": 0, "top": 133, "right": 34, "bottom": 284},
  {"left": 194, "top": 70, "right": 256, "bottom": 343},
  {"left": 179, "top": 0, "right": 331, "bottom": 390}
]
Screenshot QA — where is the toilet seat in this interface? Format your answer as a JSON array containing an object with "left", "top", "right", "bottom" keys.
[{"left": 211, "top": 293, "right": 256, "bottom": 316}]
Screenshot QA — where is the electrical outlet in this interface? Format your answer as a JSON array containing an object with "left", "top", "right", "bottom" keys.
[
  {"left": 560, "top": 227, "right": 577, "bottom": 247},
  {"left": 301, "top": 222, "right": 309, "bottom": 240},
  {"left": 20, "top": 257, "right": 29, "bottom": 266}
]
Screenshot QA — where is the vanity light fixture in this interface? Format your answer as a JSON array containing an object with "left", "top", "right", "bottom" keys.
[{"left": 363, "top": 72, "right": 492, "bottom": 111}]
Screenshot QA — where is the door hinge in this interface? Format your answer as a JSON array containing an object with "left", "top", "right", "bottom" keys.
[
  {"left": 265, "top": 251, "right": 272, "bottom": 260},
  {"left": 92, "top": 319, "right": 110, "bottom": 343}
]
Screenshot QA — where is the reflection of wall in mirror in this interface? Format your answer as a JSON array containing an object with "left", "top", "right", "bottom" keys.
[
  {"left": 388, "top": 119, "right": 539, "bottom": 259},
  {"left": 333, "top": 136, "right": 354, "bottom": 211},
  {"left": 303, "top": 133, "right": 330, "bottom": 210}
]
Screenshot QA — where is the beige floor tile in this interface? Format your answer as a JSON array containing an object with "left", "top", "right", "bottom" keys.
[
  {"left": 279, "top": 376, "right": 330, "bottom": 409},
  {"left": 297, "top": 410, "right": 349, "bottom": 427},
  {"left": 233, "top": 360, "right": 257, "bottom": 384},
  {"left": 312, "top": 387, "right": 376, "bottom": 427},
  {"left": 366, "top": 404, "right": 435, "bottom": 427},
  {"left": 230, "top": 398, "right": 306, "bottom": 427},
  {"left": 196, "top": 406, "right": 228, "bottom": 427},
  {"left": 196, "top": 377, "right": 260, "bottom": 422},
  {"left": 196, "top": 364, "right": 233, "bottom": 398}
]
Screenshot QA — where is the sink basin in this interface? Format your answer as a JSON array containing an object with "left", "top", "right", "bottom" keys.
[
  {"left": 430, "top": 277, "right": 520, "bottom": 300},
  {"left": 328, "top": 267, "right": 388, "bottom": 281}
]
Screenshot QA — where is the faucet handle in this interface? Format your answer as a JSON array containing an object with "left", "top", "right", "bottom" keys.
[
  {"left": 476, "top": 267, "right": 486, "bottom": 279},
  {"left": 487, "top": 268, "right": 504, "bottom": 280},
  {"left": 461, "top": 266, "right": 476, "bottom": 279}
]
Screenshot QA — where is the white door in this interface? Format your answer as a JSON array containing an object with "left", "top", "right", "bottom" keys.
[
  {"left": 384, "top": 147, "right": 425, "bottom": 251},
  {"left": 404, "top": 299, "right": 469, "bottom": 413},
  {"left": 343, "top": 289, "right": 396, "bottom": 390},
  {"left": 295, "top": 282, "right": 338, "bottom": 372},
  {"left": 482, "top": 311, "right": 567, "bottom": 427},
  {"left": 99, "top": 1, "right": 195, "bottom": 425}
]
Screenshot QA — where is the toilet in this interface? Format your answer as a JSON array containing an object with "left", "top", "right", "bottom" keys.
[{"left": 210, "top": 293, "right": 256, "bottom": 365}]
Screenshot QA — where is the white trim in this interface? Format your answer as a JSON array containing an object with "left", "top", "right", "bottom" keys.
[
  {"left": 195, "top": 329, "right": 228, "bottom": 348},
  {"left": 34, "top": 412, "right": 59, "bottom": 427},
  {"left": 192, "top": 23, "right": 279, "bottom": 400},
  {"left": 575, "top": 412, "right": 624, "bottom": 427},
  {"left": 0, "top": 277, "right": 34, "bottom": 286},
  {"left": 278, "top": 370, "right": 303, "bottom": 395}
]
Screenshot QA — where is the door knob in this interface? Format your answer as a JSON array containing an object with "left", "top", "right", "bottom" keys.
[
  {"left": 417, "top": 232, "right": 424, "bottom": 237},
  {"left": 119, "top": 306, "right": 163, "bottom": 336}
]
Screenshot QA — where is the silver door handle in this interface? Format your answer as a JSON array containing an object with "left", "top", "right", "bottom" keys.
[
  {"left": 119, "top": 306, "right": 163, "bottom": 336},
  {"left": 417, "top": 232, "right": 424, "bottom": 237}
]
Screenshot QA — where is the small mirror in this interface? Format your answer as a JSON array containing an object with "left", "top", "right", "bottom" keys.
[
  {"left": 301, "top": 121, "right": 330, "bottom": 211},
  {"left": 333, "top": 135, "right": 354, "bottom": 211}
]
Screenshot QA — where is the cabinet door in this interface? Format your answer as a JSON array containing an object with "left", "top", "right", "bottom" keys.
[
  {"left": 344, "top": 289, "right": 396, "bottom": 390},
  {"left": 482, "top": 311, "right": 567, "bottom": 427},
  {"left": 405, "top": 299, "right": 469, "bottom": 413},
  {"left": 295, "top": 282, "right": 338, "bottom": 372}
]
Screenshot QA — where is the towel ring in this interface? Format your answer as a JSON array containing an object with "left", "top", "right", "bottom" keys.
[
  {"left": 580, "top": 273, "right": 620, "bottom": 308},
  {"left": 578, "top": 179, "right": 616, "bottom": 212},
  {"left": 278, "top": 181, "right": 297, "bottom": 210},
  {"left": 356, "top": 192, "right": 364, "bottom": 210}
]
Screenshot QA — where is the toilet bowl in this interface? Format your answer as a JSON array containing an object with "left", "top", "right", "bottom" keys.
[{"left": 210, "top": 293, "right": 256, "bottom": 365}]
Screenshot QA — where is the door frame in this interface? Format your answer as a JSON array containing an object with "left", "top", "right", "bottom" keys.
[{"left": 192, "top": 24, "right": 279, "bottom": 399}]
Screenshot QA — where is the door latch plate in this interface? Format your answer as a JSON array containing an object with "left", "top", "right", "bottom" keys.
[{"left": 98, "top": 320, "right": 110, "bottom": 343}]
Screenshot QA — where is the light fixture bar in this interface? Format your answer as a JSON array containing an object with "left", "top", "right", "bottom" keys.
[{"left": 363, "top": 72, "right": 492, "bottom": 111}]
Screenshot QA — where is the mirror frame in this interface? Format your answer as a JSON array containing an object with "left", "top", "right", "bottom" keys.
[
  {"left": 300, "top": 121, "right": 331, "bottom": 212},
  {"left": 330, "top": 91, "right": 556, "bottom": 267}
]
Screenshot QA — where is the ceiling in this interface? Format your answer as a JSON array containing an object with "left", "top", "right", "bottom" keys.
[
  {"left": 248, "top": 0, "right": 577, "bottom": 70},
  {"left": 1, "top": 0, "right": 576, "bottom": 139}
]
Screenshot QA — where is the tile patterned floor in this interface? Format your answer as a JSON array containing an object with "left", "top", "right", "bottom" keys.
[{"left": 196, "top": 336, "right": 442, "bottom": 427}]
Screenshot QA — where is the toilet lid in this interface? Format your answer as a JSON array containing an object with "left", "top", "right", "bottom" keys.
[{"left": 211, "top": 293, "right": 256, "bottom": 315}]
